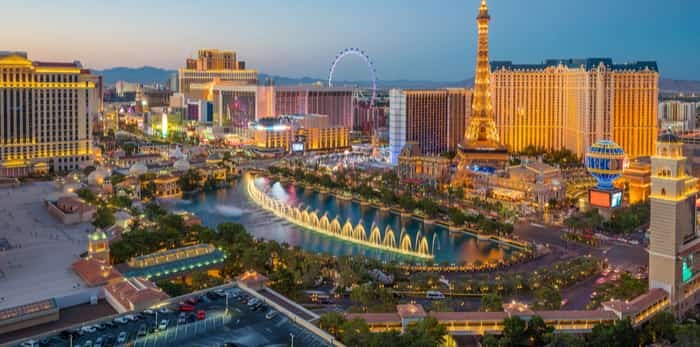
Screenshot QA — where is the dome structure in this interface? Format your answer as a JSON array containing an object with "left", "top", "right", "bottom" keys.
[
  {"left": 585, "top": 139, "right": 626, "bottom": 189},
  {"left": 129, "top": 162, "right": 148, "bottom": 176},
  {"left": 87, "top": 167, "right": 110, "bottom": 186},
  {"left": 89, "top": 228, "right": 108, "bottom": 241},
  {"left": 173, "top": 158, "right": 191, "bottom": 172}
]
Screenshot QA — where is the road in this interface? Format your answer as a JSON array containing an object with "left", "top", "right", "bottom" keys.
[{"left": 515, "top": 222, "right": 648, "bottom": 310}]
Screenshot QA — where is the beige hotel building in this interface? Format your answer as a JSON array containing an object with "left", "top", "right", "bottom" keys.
[
  {"left": 0, "top": 52, "right": 100, "bottom": 177},
  {"left": 490, "top": 58, "right": 658, "bottom": 158},
  {"left": 178, "top": 49, "right": 257, "bottom": 98}
]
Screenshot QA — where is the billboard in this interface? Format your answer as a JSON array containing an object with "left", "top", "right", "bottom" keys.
[{"left": 589, "top": 188, "right": 623, "bottom": 209}]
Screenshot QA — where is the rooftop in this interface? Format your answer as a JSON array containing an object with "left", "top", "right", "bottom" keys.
[{"left": 491, "top": 58, "right": 658, "bottom": 73}]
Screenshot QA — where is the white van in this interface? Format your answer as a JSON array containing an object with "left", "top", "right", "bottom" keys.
[{"left": 426, "top": 291, "right": 445, "bottom": 300}]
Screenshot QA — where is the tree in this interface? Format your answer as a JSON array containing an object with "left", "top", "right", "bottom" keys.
[
  {"left": 533, "top": 286, "right": 561, "bottom": 310},
  {"left": 640, "top": 311, "right": 676, "bottom": 345},
  {"left": 110, "top": 172, "right": 126, "bottom": 185},
  {"left": 675, "top": 323, "right": 700, "bottom": 347},
  {"left": 341, "top": 318, "right": 371, "bottom": 347},
  {"left": 270, "top": 268, "right": 296, "bottom": 296},
  {"left": 156, "top": 280, "right": 189, "bottom": 297},
  {"left": 138, "top": 181, "right": 154, "bottom": 200},
  {"left": 144, "top": 202, "right": 167, "bottom": 220},
  {"left": 178, "top": 169, "right": 203, "bottom": 192},
  {"left": 526, "top": 316, "right": 554, "bottom": 346},
  {"left": 319, "top": 312, "right": 346, "bottom": 338},
  {"left": 93, "top": 207, "right": 115, "bottom": 229},
  {"left": 76, "top": 188, "right": 98, "bottom": 204},
  {"left": 588, "top": 319, "right": 637, "bottom": 347},
  {"left": 402, "top": 316, "right": 447, "bottom": 347},
  {"left": 481, "top": 334, "right": 499, "bottom": 347},
  {"left": 546, "top": 332, "right": 585, "bottom": 347},
  {"left": 500, "top": 316, "right": 527, "bottom": 346},
  {"left": 480, "top": 293, "right": 503, "bottom": 312}
]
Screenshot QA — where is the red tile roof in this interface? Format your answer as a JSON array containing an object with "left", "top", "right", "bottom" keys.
[
  {"left": 104, "top": 277, "right": 169, "bottom": 311},
  {"left": 72, "top": 258, "right": 122, "bottom": 287}
]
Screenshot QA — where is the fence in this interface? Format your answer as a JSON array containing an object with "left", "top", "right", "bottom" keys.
[{"left": 131, "top": 311, "right": 231, "bottom": 347}]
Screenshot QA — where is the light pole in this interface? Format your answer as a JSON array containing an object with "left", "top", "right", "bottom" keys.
[
  {"left": 290, "top": 332, "right": 295, "bottom": 347},
  {"left": 225, "top": 293, "right": 229, "bottom": 315}
]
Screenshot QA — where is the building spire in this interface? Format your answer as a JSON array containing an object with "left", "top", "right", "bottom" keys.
[{"left": 464, "top": 0, "right": 498, "bottom": 143}]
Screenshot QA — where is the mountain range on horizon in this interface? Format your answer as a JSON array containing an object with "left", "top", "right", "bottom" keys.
[{"left": 93, "top": 66, "right": 700, "bottom": 94}]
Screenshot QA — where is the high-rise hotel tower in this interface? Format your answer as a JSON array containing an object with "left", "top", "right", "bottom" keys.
[
  {"left": 0, "top": 52, "right": 100, "bottom": 177},
  {"left": 491, "top": 58, "right": 658, "bottom": 158},
  {"left": 648, "top": 133, "right": 700, "bottom": 316}
]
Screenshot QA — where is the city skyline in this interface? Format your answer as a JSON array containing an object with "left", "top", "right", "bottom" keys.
[{"left": 1, "top": 0, "right": 698, "bottom": 81}]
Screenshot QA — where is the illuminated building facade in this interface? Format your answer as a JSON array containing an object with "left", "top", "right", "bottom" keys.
[
  {"left": 491, "top": 58, "right": 658, "bottom": 158},
  {"left": 659, "top": 100, "right": 697, "bottom": 132},
  {"left": 252, "top": 115, "right": 349, "bottom": 153},
  {"left": 188, "top": 83, "right": 354, "bottom": 129},
  {"left": 0, "top": 52, "right": 99, "bottom": 177},
  {"left": 397, "top": 142, "right": 452, "bottom": 185},
  {"left": 178, "top": 49, "right": 256, "bottom": 98},
  {"left": 620, "top": 157, "right": 652, "bottom": 204},
  {"left": 648, "top": 133, "right": 700, "bottom": 316},
  {"left": 388, "top": 88, "right": 471, "bottom": 164}
]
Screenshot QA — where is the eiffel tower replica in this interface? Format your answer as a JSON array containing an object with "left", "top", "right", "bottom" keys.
[{"left": 456, "top": 0, "right": 509, "bottom": 180}]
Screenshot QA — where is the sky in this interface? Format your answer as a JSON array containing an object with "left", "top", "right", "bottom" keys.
[{"left": 1, "top": 0, "right": 699, "bottom": 81}]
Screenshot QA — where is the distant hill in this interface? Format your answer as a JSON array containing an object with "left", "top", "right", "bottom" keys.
[
  {"left": 92, "top": 67, "right": 699, "bottom": 93},
  {"left": 93, "top": 66, "right": 175, "bottom": 86},
  {"left": 660, "top": 78, "right": 700, "bottom": 94}
]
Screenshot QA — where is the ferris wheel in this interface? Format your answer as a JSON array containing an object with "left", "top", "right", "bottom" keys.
[{"left": 328, "top": 48, "right": 377, "bottom": 109}]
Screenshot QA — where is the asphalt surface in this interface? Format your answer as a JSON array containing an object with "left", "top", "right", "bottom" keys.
[{"left": 14, "top": 287, "right": 332, "bottom": 347}]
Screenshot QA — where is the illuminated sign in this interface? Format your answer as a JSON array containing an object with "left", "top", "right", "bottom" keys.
[
  {"left": 589, "top": 190, "right": 611, "bottom": 208},
  {"left": 589, "top": 188, "right": 623, "bottom": 209},
  {"left": 611, "top": 191, "right": 622, "bottom": 208},
  {"left": 291, "top": 143, "right": 304, "bottom": 153}
]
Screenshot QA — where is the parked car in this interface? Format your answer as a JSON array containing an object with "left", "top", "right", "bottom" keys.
[
  {"left": 158, "top": 307, "right": 172, "bottom": 314},
  {"left": 158, "top": 319, "right": 169, "bottom": 331},
  {"left": 94, "top": 337, "right": 104, "bottom": 347},
  {"left": 265, "top": 310, "right": 278, "bottom": 320},
  {"left": 117, "top": 332, "right": 128, "bottom": 344},
  {"left": 81, "top": 325, "right": 97, "bottom": 334},
  {"left": 113, "top": 316, "right": 128, "bottom": 324},
  {"left": 20, "top": 340, "right": 38, "bottom": 347},
  {"left": 124, "top": 314, "right": 137, "bottom": 321},
  {"left": 247, "top": 298, "right": 259, "bottom": 307},
  {"left": 137, "top": 324, "right": 148, "bottom": 337},
  {"left": 206, "top": 291, "right": 220, "bottom": 300},
  {"left": 185, "top": 297, "right": 198, "bottom": 305},
  {"left": 179, "top": 304, "right": 195, "bottom": 312},
  {"left": 425, "top": 291, "right": 445, "bottom": 300},
  {"left": 83, "top": 340, "right": 93, "bottom": 347},
  {"left": 143, "top": 309, "right": 155, "bottom": 315},
  {"left": 178, "top": 312, "right": 187, "bottom": 324}
]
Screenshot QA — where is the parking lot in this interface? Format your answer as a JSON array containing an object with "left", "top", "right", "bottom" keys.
[{"left": 14, "top": 286, "right": 333, "bottom": 347}]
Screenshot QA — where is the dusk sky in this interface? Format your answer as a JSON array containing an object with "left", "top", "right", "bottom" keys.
[{"left": 1, "top": 0, "right": 698, "bottom": 81}]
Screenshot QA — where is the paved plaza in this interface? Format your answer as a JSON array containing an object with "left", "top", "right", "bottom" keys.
[{"left": 0, "top": 182, "right": 92, "bottom": 310}]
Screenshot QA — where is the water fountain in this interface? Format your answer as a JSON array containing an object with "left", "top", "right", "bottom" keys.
[{"left": 247, "top": 180, "right": 434, "bottom": 259}]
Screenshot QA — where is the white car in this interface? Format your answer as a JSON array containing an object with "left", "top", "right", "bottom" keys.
[
  {"left": 124, "top": 314, "right": 136, "bottom": 321},
  {"left": 117, "top": 332, "right": 128, "bottom": 343},
  {"left": 113, "top": 316, "right": 128, "bottom": 324},
  {"left": 143, "top": 309, "right": 155, "bottom": 315},
  {"left": 247, "top": 298, "right": 259, "bottom": 307},
  {"left": 265, "top": 310, "right": 278, "bottom": 320},
  {"left": 158, "top": 319, "right": 169, "bottom": 331},
  {"left": 81, "top": 325, "right": 97, "bottom": 333},
  {"left": 20, "top": 340, "right": 38, "bottom": 347}
]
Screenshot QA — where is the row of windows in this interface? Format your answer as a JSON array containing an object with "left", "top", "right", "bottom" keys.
[{"left": 0, "top": 72, "right": 79, "bottom": 83}]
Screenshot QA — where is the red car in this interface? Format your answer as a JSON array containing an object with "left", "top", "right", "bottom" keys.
[
  {"left": 179, "top": 304, "right": 195, "bottom": 312},
  {"left": 197, "top": 310, "right": 206, "bottom": 320}
]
